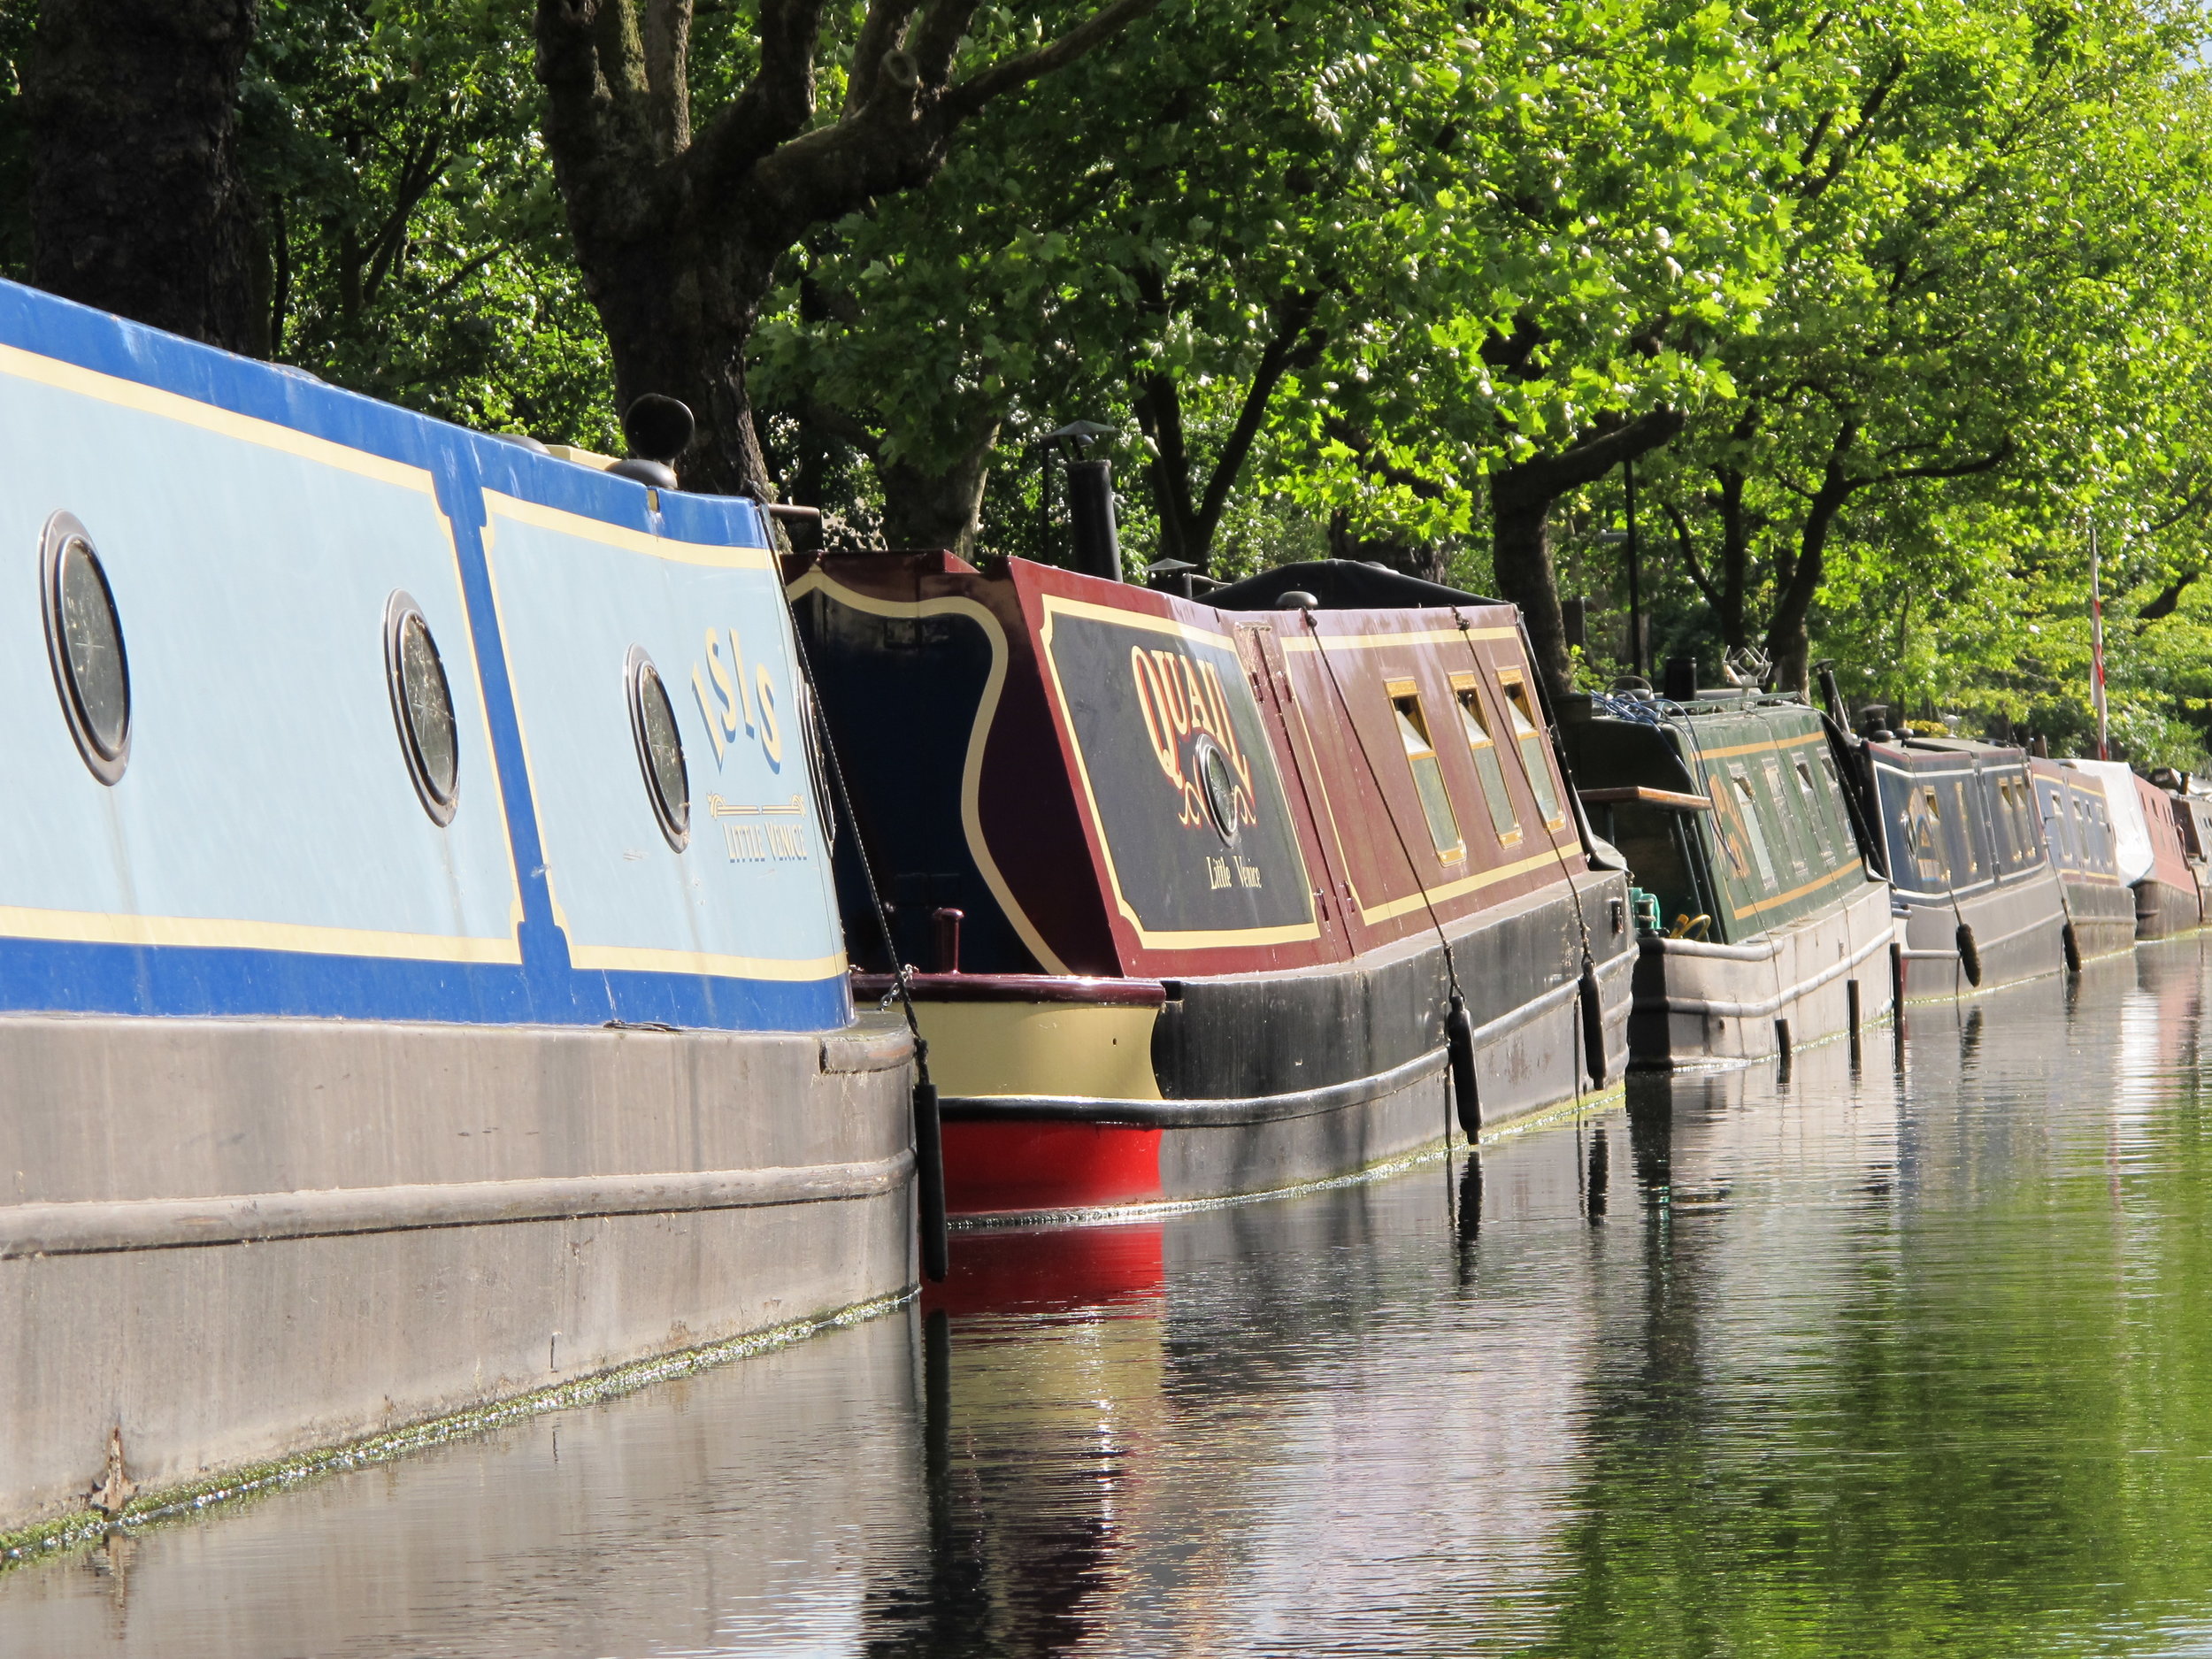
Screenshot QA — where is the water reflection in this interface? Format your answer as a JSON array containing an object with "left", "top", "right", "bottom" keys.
[{"left": 9, "top": 941, "right": 2212, "bottom": 1655}]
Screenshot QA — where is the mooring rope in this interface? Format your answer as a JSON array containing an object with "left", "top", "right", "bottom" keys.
[{"left": 781, "top": 575, "right": 949, "bottom": 1283}]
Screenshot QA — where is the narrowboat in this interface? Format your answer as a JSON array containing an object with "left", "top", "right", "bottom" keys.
[
  {"left": 0, "top": 280, "right": 915, "bottom": 1539},
  {"left": 1830, "top": 725, "right": 2070, "bottom": 999},
  {"left": 787, "top": 554, "right": 1635, "bottom": 1222},
  {"left": 1557, "top": 687, "right": 1895, "bottom": 1068},
  {"left": 2026, "top": 758, "right": 2137, "bottom": 964},
  {"left": 2061, "top": 760, "right": 2202, "bottom": 938},
  {"left": 2154, "top": 775, "right": 2212, "bottom": 918}
]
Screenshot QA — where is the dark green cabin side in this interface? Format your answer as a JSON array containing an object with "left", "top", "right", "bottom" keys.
[{"left": 1561, "top": 697, "right": 1866, "bottom": 946}]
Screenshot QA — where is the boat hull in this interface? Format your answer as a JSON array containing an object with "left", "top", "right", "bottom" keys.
[
  {"left": 1628, "top": 875, "right": 1896, "bottom": 1067},
  {"left": 0, "top": 1013, "right": 913, "bottom": 1535},
  {"left": 2062, "top": 874, "right": 2141, "bottom": 963},
  {"left": 1895, "top": 864, "right": 2070, "bottom": 1001},
  {"left": 2134, "top": 875, "right": 2203, "bottom": 939},
  {"left": 925, "top": 872, "right": 1635, "bottom": 1221}
]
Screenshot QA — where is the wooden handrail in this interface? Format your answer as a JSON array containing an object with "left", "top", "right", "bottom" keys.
[{"left": 1579, "top": 785, "right": 1714, "bottom": 812}]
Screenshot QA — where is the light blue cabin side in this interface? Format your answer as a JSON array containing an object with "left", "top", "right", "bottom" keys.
[{"left": 0, "top": 278, "right": 849, "bottom": 1032}]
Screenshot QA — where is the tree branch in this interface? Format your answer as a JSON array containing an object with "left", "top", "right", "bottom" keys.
[
  {"left": 948, "top": 0, "right": 1163, "bottom": 116},
  {"left": 1663, "top": 497, "right": 1723, "bottom": 615},
  {"left": 1194, "top": 288, "right": 1324, "bottom": 538},
  {"left": 642, "top": 0, "right": 695, "bottom": 151},
  {"left": 1500, "top": 406, "right": 1685, "bottom": 501},
  {"left": 687, "top": 0, "right": 829, "bottom": 194}
]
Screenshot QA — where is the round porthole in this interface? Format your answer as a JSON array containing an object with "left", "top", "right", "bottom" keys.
[
  {"left": 626, "top": 645, "right": 689, "bottom": 850},
  {"left": 383, "top": 591, "right": 459, "bottom": 826},
  {"left": 1195, "top": 733, "right": 1241, "bottom": 845},
  {"left": 40, "top": 511, "right": 131, "bottom": 785}
]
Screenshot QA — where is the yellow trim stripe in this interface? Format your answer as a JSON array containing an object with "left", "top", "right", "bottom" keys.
[
  {"left": 1692, "top": 731, "right": 1827, "bottom": 762},
  {"left": 484, "top": 491, "right": 774, "bottom": 570},
  {"left": 0, "top": 342, "right": 432, "bottom": 490},
  {"left": 1726, "top": 856, "right": 1868, "bottom": 920},
  {"left": 565, "top": 942, "right": 848, "bottom": 979},
  {"left": 1356, "top": 843, "right": 1578, "bottom": 926},
  {"left": 1280, "top": 626, "right": 1519, "bottom": 652},
  {"left": 788, "top": 570, "right": 1070, "bottom": 974},
  {"left": 0, "top": 906, "right": 520, "bottom": 964},
  {"left": 1041, "top": 592, "right": 1234, "bottom": 647}
]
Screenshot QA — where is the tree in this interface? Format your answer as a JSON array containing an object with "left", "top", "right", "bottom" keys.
[
  {"left": 1653, "top": 0, "right": 2212, "bottom": 693},
  {"left": 25, "top": 0, "right": 262, "bottom": 349},
  {"left": 532, "top": 0, "right": 1162, "bottom": 496},
  {"left": 242, "top": 0, "right": 619, "bottom": 443},
  {"left": 752, "top": 0, "right": 1453, "bottom": 567},
  {"left": 1267, "top": 0, "right": 1792, "bottom": 695}
]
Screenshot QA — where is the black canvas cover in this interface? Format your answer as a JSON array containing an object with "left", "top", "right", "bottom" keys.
[{"left": 1206, "top": 560, "right": 1500, "bottom": 612}]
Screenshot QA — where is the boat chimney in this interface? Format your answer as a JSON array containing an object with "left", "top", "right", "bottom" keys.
[
  {"left": 611, "top": 395, "right": 694, "bottom": 489},
  {"left": 1663, "top": 655, "right": 1697, "bottom": 703},
  {"left": 1816, "top": 660, "right": 1847, "bottom": 726},
  {"left": 1067, "top": 459, "right": 1122, "bottom": 582},
  {"left": 1040, "top": 420, "right": 1122, "bottom": 582}
]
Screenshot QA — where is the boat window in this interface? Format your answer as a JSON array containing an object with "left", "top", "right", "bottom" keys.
[
  {"left": 1993, "top": 779, "right": 2019, "bottom": 861},
  {"left": 1763, "top": 757, "right": 1809, "bottom": 876},
  {"left": 1498, "top": 672, "right": 1565, "bottom": 828},
  {"left": 2039, "top": 785, "right": 2074, "bottom": 864},
  {"left": 1948, "top": 780, "right": 1979, "bottom": 874},
  {"left": 40, "top": 511, "right": 130, "bottom": 785},
  {"left": 626, "top": 645, "right": 691, "bottom": 851},
  {"left": 383, "top": 592, "right": 459, "bottom": 825},
  {"left": 1730, "top": 769, "right": 1778, "bottom": 889},
  {"left": 1793, "top": 757, "right": 1834, "bottom": 859},
  {"left": 1912, "top": 787, "right": 1946, "bottom": 884},
  {"left": 1449, "top": 675, "right": 1520, "bottom": 844},
  {"left": 1387, "top": 682, "right": 1463, "bottom": 861},
  {"left": 2006, "top": 778, "right": 2036, "bottom": 864}
]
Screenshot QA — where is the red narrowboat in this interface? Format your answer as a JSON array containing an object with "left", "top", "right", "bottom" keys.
[{"left": 787, "top": 554, "right": 1635, "bottom": 1221}]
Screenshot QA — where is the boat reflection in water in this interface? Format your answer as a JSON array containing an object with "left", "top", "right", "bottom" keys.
[{"left": 13, "top": 944, "right": 2212, "bottom": 1655}]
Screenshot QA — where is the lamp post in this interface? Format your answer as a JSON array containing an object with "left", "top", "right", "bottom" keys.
[
  {"left": 2090, "top": 518, "right": 2109, "bottom": 761},
  {"left": 1624, "top": 456, "right": 1643, "bottom": 680}
]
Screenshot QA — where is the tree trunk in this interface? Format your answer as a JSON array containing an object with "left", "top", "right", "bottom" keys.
[
  {"left": 878, "top": 421, "right": 998, "bottom": 557},
  {"left": 1329, "top": 512, "right": 1443, "bottom": 581},
  {"left": 1490, "top": 466, "right": 1575, "bottom": 697},
  {"left": 1764, "top": 424, "right": 1860, "bottom": 695},
  {"left": 1489, "top": 407, "right": 1686, "bottom": 700},
  {"left": 535, "top": 0, "right": 1162, "bottom": 501},
  {"left": 27, "top": 0, "right": 261, "bottom": 351},
  {"left": 575, "top": 222, "right": 778, "bottom": 495},
  {"left": 1710, "top": 464, "right": 1753, "bottom": 650}
]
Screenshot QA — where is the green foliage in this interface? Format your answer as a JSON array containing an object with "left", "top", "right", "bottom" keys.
[
  {"left": 240, "top": 0, "right": 619, "bottom": 447},
  {"left": 4, "top": 0, "right": 2210, "bottom": 753}
]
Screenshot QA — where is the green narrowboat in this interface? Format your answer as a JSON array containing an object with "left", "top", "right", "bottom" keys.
[{"left": 1559, "top": 689, "right": 1895, "bottom": 1067}]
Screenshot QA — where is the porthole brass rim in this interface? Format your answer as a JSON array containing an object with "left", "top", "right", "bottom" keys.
[
  {"left": 626, "top": 644, "right": 690, "bottom": 851},
  {"left": 39, "top": 510, "right": 130, "bottom": 787},
  {"left": 383, "top": 590, "right": 460, "bottom": 826},
  {"left": 1194, "top": 732, "right": 1240, "bottom": 846}
]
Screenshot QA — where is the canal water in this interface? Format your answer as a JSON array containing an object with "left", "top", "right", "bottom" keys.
[{"left": 6, "top": 941, "right": 2212, "bottom": 1656}]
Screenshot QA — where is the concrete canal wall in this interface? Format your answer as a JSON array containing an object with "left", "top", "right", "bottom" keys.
[{"left": 0, "top": 1015, "right": 914, "bottom": 1538}]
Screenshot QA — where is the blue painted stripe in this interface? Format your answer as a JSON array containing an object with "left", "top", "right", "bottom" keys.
[{"left": 0, "top": 936, "right": 850, "bottom": 1033}]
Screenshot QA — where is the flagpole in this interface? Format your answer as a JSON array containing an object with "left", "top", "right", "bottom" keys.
[{"left": 2090, "top": 519, "right": 2110, "bottom": 762}]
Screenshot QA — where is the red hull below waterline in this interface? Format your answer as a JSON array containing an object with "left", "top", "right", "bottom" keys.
[{"left": 941, "top": 1120, "right": 1166, "bottom": 1216}]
